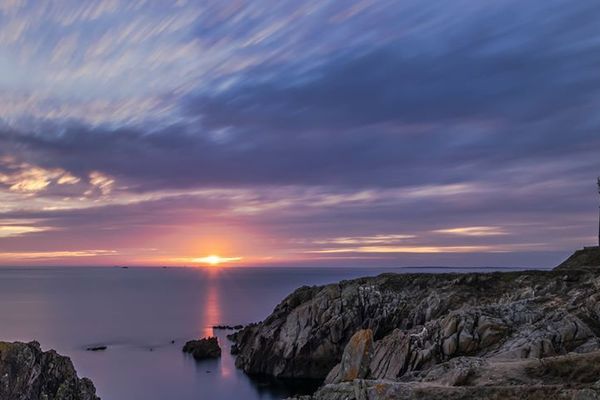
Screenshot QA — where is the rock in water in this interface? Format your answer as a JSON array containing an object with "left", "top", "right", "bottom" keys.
[
  {"left": 0, "top": 341, "right": 99, "bottom": 400},
  {"left": 86, "top": 345, "right": 107, "bottom": 351},
  {"left": 182, "top": 337, "right": 221, "bottom": 360}
]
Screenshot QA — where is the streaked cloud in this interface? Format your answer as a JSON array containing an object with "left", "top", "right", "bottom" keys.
[
  {"left": 0, "top": 163, "right": 78, "bottom": 194},
  {"left": 308, "top": 243, "right": 551, "bottom": 254},
  {"left": 0, "top": 225, "right": 51, "bottom": 238},
  {"left": 88, "top": 171, "right": 115, "bottom": 196},
  {"left": 0, "top": 0, "right": 599, "bottom": 266},
  {"left": 310, "top": 246, "right": 497, "bottom": 254},
  {"left": 434, "top": 226, "right": 508, "bottom": 237},
  {"left": 0, "top": 250, "right": 117, "bottom": 259},
  {"left": 314, "top": 234, "right": 416, "bottom": 246}
]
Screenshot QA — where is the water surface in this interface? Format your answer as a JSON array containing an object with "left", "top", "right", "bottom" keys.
[{"left": 0, "top": 266, "right": 531, "bottom": 399}]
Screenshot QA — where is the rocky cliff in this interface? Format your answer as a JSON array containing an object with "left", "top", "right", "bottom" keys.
[
  {"left": 231, "top": 253, "right": 600, "bottom": 399},
  {"left": 0, "top": 341, "right": 99, "bottom": 400}
]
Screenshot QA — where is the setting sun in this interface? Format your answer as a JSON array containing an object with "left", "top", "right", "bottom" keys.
[{"left": 192, "top": 255, "right": 242, "bottom": 266}]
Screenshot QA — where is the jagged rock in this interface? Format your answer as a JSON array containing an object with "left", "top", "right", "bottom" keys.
[
  {"left": 212, "top": 324, "right": 244, "bottom": 330},
  {"left": 325, "top": 329, "right": 373, "bottom": 384},
  {"left": 294, "top": 351, "right": 600, "bottom": 399},
  {"left": 182, "top": 337, "right": 221, "bottom": 360},
  {"left": 233, "top": 269, "right": 600, "bottom": 381},
  {"left": 296, "top": 380, "right": 600, "bottom": 400},
  {"left": 0, "top": 341, "right": 99, "bottom": 400},
  {"left": 233, "top": 259, "right": 600, "bottom": 400}
]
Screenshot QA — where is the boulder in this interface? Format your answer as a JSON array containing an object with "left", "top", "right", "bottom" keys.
[
  {"left": 325, "top": 329, "right": 373, "bottom": 384},
  {"left": 182, "top": 337, "right": 221, "bottom": 360}
]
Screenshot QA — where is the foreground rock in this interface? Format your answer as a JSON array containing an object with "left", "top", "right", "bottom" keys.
[
  {"left": 231, "top": 249, "right": 600, "bottom": 398},
  {"left": 183, "top": 337, "right": 221, "bottom": 360},
  {"left": 296, "top": 330, "right": 600, "bottom": 399},
  {"left": 0, "top": 341, "right": 99, "bottom": 400}
]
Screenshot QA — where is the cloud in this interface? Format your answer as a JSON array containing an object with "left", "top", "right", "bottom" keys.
[
  {"left": 309, "top": 245, "right": 502, "bottom": 254},
  {"left": 0, "top": 249, "right": 117, "bottom": 259},
  {"left": 434, "top": 226, "right": 508, "bottom": 237},
  {"left": 313, "top": 234, "right": 416, "bottom": 246},
  {"left": 50, "top": 34, "right": 79, "bottom": 64},
  {"left": 188, "top": 2, "right": 600, "bottom": 130},
  {"left": 0, "top": 225, "right": 51, "bottom": 238},
  {"left": 88, "top": 171, "right": 115, "bottom": 196},
  {"left": 57, "top": 173, "right": 80, "bottom": 185},
  {"left": 0, "top": 159, "right": 79, "bottom": 194},
  {"left": 0, "top": 0, "right": 599, "bottom": 266}
]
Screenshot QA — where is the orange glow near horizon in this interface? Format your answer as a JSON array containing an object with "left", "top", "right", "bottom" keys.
[{"left": 192, "top": 255, "right": 242, "bottom": 266}]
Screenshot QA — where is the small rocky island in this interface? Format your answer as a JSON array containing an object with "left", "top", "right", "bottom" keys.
[
  {"left": 0, "top": 341, "right": 99, "bottom": 400},
  {"left": 183, "top": 336, "right": 222, "bottom": 360},
  {"left": 230, "top": 247, "right": 600, "bottom": 399}
]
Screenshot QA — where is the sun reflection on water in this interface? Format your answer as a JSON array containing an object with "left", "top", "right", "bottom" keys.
[{"left": 200, "top": 272, "right": 233, "bottom": 378}]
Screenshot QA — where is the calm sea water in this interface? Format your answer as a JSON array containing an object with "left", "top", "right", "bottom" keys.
[{"left": 0, "top": 266, "right": 531, "bottom": 400}]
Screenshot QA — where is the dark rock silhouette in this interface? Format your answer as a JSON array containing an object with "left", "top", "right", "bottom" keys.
[
  {"left": 182, "top": 337, "right": 221, "bottom": 360},
  {"left": 212, "top": 324, "right": 244, "bottom": 330},
  {"left": 556, "top": 246, "right": 600, "bottom": 270},
  {"left": 86, "top": 345, "right": 107, "bottom": 351},
  {"left": 0, "top": 341, "right": 99, "bottom": 400}
]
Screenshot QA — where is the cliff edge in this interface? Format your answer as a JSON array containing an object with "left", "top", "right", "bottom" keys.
[{"left": 231, "top": 264, "right": 600, "bottom": 399}]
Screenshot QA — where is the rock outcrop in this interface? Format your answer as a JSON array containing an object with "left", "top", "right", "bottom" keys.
[
  {"left": 297, "top": 349, "right": 600, "bottom": 399},
  {"left": 325, "top": 329, "right": 373, "bottom": 384},
  {"left": 182, "top": 337, "right": 222, "bottom": 360},
  {"left": 556, "top": 246, "right": 600, "bottom": 270},
  {"left": 231, "top": 259, "right": 600, "bottom": 399},
  {"left": 0, "top": 341, "right": 99, "bottom": 400}
]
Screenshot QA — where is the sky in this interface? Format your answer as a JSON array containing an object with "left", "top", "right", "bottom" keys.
[{"left": 0, "top": 0, "right": 599, "bottom": 268}]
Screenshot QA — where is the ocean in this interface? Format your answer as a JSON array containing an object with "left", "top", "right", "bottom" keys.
[{"left": 0, "top": 266, "right": 531, "bottom": 400}]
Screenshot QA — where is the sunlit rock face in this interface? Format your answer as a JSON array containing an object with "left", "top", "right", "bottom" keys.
[
  {"left": 232, "top": 265, "right": 600, "bottom": 399},
  {"left": 324, "top": 329, "right": 373, "bottom": 384},
  {"left": 0, "top": 341, "right": 99, "bottom": 400}
]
